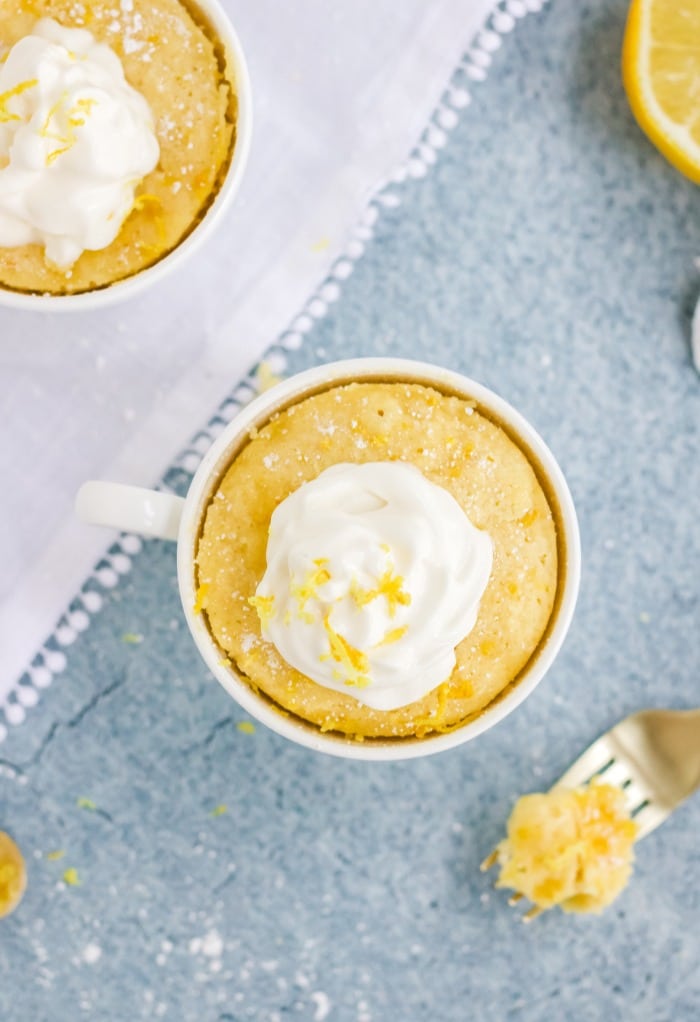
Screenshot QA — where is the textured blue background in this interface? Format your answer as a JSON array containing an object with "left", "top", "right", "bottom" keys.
[{"left": 2, "top": 1, "right": 699, "bottom": 1019}]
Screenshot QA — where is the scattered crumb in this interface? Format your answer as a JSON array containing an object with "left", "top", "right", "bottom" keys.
[
  {"left": 209, "top": 804, "right": 228, "bottom": 817},
  {"left": 256, "top": 362, "right": 284, "bottom": 392},
  {"left": 45, "top": 850, "right": 65, "bottom": 861},
  {"left": 82, "top": 943, "right": 102, "bottom": 965},
  {"left": 122, "top": 632, "right": 144, "bottom": 644},
  {"left": 311, "top": 992, "right": 332, "bottom": 1021},
  {"left": 236, "top": 721, "right": 256, "bottom": 735},
  {"left": 201, "top": 931, "right": 223, "bottom": 958}
]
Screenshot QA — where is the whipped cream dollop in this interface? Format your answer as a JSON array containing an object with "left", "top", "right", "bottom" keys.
[
  {"left": 252, "top": 462, "right": 493, "bottom": 711},
  {"left": 0, "top": 19, "right": 159, "bottom": 268}
]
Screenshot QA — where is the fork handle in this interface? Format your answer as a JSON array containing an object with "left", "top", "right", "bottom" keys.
[{"left": 622, "top": 708, "right": 700, "bottom": 804}]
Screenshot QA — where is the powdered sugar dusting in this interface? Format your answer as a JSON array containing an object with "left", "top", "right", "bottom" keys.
[{"left": 311, "top": 991, "right": 332, "bottom": 1021}]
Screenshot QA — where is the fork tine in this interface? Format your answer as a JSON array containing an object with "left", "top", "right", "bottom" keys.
[
  {"left": 483, "top": 727, "right": 648, "bottom": 922},
  {"left": 522, "top": 905, "right": 544, "bottom": 924},
  {"left": 621, "top": 779, "right": 648, "bottom": 815},
  {"left": 553, "top": 733, "right": 617, "bottom": 790},
  {"left": 595, "top": 758, "right": 633, "bottom": 788},
  {"left": 480, "top": 849, "right": 499, "bottom": 872},
  {"left": 629, "top": 800, "right": 667, "bottom": 840}
]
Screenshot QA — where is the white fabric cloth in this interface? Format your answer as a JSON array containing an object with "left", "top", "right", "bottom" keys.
[{"left": 0, "top": 0, "right": 498, "bottom": 702}]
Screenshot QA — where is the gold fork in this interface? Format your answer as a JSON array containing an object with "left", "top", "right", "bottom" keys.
[{"left": 481, "top": 707, "right": 700, "bottom": 921}]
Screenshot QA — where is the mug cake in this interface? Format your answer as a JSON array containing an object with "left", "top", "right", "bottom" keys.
[
  {"left": 195, "top": 379, "right": 561, "bottom": 741},
  {"left": 0, "top": 0, "right": 237, "bottom": 295}
]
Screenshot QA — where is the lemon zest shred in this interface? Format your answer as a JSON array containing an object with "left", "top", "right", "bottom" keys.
[
  {"left": 236, "top": 721, "right": 256, "bottom": 735},
  {"left": 518, "top": 509, "right": 539, "bottom": 527},
  {"left": 249, "top": 593, "right": 275, "bottom": 626},
  {"left": 0, "top": 78, "right": 38, "bottom": 123},
  {"left": 350, "top": 566, "right": 411, "bottom": 618},
  {"left": 40, "top": 91, "right": 68, "bottom": 137},
  {"left": 63, "top": 867, "right": 81, "bottom": 886},
  {"left": 46, "top": 144, "right": 73, "bottom": 165},
  {"left": 40, "top": 93, "right": 89, "bottom": 166},
  {"left": 193, "top": 583, "right": 209, "bottom": 614},
  {"left": 121, "top": 632, "right": 143, "bottom": 644},
  {"left": 46, "top": 849, "right": 66, "bottom": 861},
  {"left": 344, "top": 676, "right": 371, "bottom": 689},
  {"left": 321, "top": 613, "right": 370, "bottom": 689},
  {"left": 290, "top": 558, "right": 331, "bottom": 616},
  {"left": 375, "top": 626, "right": 407, "bottom": 648},
  {"left": 412, "top": 682, "right": 451, "bottom": 736}
]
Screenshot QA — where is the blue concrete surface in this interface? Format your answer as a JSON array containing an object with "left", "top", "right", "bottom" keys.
[{"left": 1, "top": 1, "right": 699, "bottom": 1019}]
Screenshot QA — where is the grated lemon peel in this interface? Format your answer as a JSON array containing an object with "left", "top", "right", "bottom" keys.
[
  {"left": 193, "top": 583, "right": 209, "bottom": 614},
  {"left": 290, "top": 559, "right": 331, "bottom": 619},
  {"left": 249, "top": 594, "right": 275, "bottom": 626},
  {"left": 321, "top": 613, "right": 370, "bottom": 688},
  {"left": 0, "top": 78, "right": 38, "bottom": 123},
  {"left": 350, "top": 566, "right": 411, "bottom": 618}
]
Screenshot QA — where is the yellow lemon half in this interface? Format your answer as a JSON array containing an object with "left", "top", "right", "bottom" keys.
[
  {"left": 622, "top": 0, "right": 700, "bottom": 183},
  {"left": 0, "top": 831, "right": 27, "bottom": 919}
]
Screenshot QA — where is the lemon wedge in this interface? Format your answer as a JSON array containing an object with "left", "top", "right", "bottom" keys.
[
  {"left": 622, "top": 0, "right": 700, "bottom": 183},
  {"left": 0, "top": 831, "right": 27, "bottom": 919}
]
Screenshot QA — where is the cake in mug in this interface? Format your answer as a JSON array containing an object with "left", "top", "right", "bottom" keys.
[
  {"left": 0, "top": 0, "right": 236, "bottom": 294},
  {"left": 195, "top": 381, "right": 561, "bottom": 741}
]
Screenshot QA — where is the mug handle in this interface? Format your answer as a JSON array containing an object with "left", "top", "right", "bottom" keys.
[{"left": 75, "top": 481, "right": 185, "bottom": 541}]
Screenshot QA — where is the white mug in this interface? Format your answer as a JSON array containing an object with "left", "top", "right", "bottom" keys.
[
  {"left": 76, "top": 358, "right": 581, "bottom": 760},
  {"left": 0, "top": 0, "right": 252, "bottom": 311}
]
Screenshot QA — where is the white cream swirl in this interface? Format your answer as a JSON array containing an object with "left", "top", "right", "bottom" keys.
[
  {"left": 0, "top": 19, "right": 159, "bottom": 269},
  {"left": 252, "top": 462, "right": 493, "bottom": 711}
]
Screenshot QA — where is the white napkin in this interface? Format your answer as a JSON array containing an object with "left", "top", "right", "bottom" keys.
[{"left": 0, "top": 0, "right": 521, "bottom": 715}]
